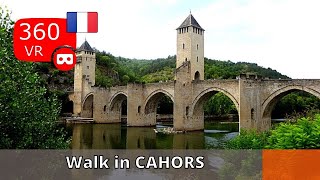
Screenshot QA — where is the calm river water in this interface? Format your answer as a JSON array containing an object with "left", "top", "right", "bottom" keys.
[{"left": 67, "top": 122, "right": 239, "bottom": 149}]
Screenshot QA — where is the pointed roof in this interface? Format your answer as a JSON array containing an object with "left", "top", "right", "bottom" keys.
[
  {"left": 177, "top": 13, "right": 204, "bottom": 31},
  {"left": 78, "top": 40, "right": 94, "bottom": 52}
]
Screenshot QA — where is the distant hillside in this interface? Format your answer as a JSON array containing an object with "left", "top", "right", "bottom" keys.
[
  {"left": 34, "top": 50, "right": 289, "bottom": 89},
  {"left": 94, "top": 51, "right": 288, "bottom": 87}
]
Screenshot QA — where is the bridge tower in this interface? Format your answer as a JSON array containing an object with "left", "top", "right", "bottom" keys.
[
  {"left": 174, "top": 13, "right": 205, "bottom": 131},
  {"left": 175, "top": 12, "right": 205, "bottom": 81},
  {"left": 73, "top": 40, "right": 96, "bottom": 116}
]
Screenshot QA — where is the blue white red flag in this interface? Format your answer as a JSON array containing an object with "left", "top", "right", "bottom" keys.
[{"left": 67, "top": 12, "right": 98, "bottom": 33}]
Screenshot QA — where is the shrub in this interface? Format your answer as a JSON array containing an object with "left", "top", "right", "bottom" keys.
[
  {"left": 226, "top": 130, "right": 269, "bottom": 149},
  {"left": 226, "top": 114, "right": 320, "bottom": 149},
  {"left": 266, "top": 115, "right": 320, "bottom": 149}
]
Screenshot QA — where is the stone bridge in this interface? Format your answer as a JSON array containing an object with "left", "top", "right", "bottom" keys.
[
  {"left": 70, "top": 14, "right": 320, "bottom": 131},
  {"left": 70, "top": 75, "right": 320, "bottom": 131}
]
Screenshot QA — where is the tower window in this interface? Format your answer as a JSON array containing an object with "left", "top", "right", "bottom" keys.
[
  {"left": 251, "top": 108, "right": 255, "bottom": 120},
  {"left": 197, "top": 56, "right": 198, "bottom": 62},
  {"left": 138, "top": 106, "right": 141, "bottom": 113},
  {"left": 183, "top": 43, "right": 185, "bottom": 49},
  {"left": 186, "top": 106, "right": 189, "bottom": 116},
  {"left": 87, "top": 66, "right": 89, "bottom": 69},
  {"left": 185, "top": 58, "right": 187, "bottom": 62},
  {"left": 197, "top": 44, "right": 199, "bottom": 50},
  {"left": 104, "top": 105, "right": 107, "bottom": 112}
]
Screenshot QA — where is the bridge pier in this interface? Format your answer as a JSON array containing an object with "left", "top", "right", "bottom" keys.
[
  {"left": 239, "top": 78, "right": 260, "bottom": 131},
  {"left": 127, "top": 84, "right": 156, "bottom": 127}
]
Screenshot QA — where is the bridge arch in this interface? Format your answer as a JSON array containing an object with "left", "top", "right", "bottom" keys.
[
  {"left": 144, "top": 89, "right": 174, "bottom": 125},
  {"left": 109, "top": 91, "right": 128, "bottom": 123},
  {"left": 109, "top": 91, "right": 128, "bottom": 111},
  {"left": 191, "top": 87, "right": 239, "bottom": 117},
  {"left": 262, "top": 85, "right": 320, "bottom": 120},
  {"left": 82, "top": 93, "right": 94, "bottom": 118},
  {"left": 144, "top": 89, "right": 174, "bottom": 114}
]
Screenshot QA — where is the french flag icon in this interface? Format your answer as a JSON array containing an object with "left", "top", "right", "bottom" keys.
[{"left": 67, "top": 12, "right": 98, "bottom": 33}]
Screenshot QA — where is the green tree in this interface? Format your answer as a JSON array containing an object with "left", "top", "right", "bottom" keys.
[
  {"left": 0, "top": 7, "right": 68, "bottom": 148},
  {"left": 122, "top": 75, "right": 130, "bottom": 84}
]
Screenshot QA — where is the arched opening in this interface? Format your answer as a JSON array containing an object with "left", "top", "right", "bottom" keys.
[
  {"left": 110, "top": 93, "right": 127, "bottom": 124},
  {"left": 82, "top": 94, "right": 93, "bottom": 118},
  {"left": 61, "top": 100, "right": 73, "bottom": 116},
  {"left": 194, "top": 71, "right": 200, "bottom": 80},
  {"left": 262, "top": 89, "right": 320, "bottom": 127},
  {"left": 145, "top": 91, "right": 174, "bottom": 126},
  {"left": 57, "top": 91, "right": 73, "bottom": 116},
  {"left": 192, "top": 89, "right": 239, "bottom": 148}
]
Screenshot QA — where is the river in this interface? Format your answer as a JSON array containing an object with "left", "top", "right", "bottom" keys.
[{"left": 67, "top": 122, "right": 239, "bottom": 149}]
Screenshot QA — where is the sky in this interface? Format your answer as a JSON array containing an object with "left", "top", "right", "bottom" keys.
[{"left": 1, "top": 0, "right": 320, "bottom": 79}]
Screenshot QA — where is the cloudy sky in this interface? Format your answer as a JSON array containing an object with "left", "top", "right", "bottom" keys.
[{"left": 1, "top": 0, "right": 320, "bottom": 79}]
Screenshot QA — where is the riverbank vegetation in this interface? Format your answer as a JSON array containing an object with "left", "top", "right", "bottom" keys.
[
  {"left": 226, "top": 111, "right": 320, "bottom": 149},
  {"left": 0, "top": 7, "right": 69, "bottom": 148}
]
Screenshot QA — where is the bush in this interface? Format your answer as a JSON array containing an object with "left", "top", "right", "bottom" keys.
[
  {"left": 266, "top": 115, "right": 320, "bottom": 149},
  {"left": 226, "top": 130, "right": 269, "bottom": 149},
  {"left": 226, "top": 114, "right": 320, "bottom": 149}
]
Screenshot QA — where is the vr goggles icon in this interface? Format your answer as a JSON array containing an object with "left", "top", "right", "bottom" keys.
[{"left": 56, "top": 54, "right": 73, "bottom": 65}]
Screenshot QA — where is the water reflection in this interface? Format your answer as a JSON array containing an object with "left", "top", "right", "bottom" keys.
[{"left": 69, "top": 122, "right": 239, "bottom": 149}]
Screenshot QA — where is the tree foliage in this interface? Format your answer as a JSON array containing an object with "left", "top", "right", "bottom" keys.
[
  {"left": 0, "top": 7, "right": 68, "bottom": 148},
  {"left": 93, "top": 51, "right": 289, "bottom": 87},
  {"left": 226, "top": 114, "right": 320, "bottom": 149},
  {"left": 204, "top": 92, "right": 237, "bottom": 116},
  {"left": 272, "top": 91, "right": 320, "bottom": 118}
]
